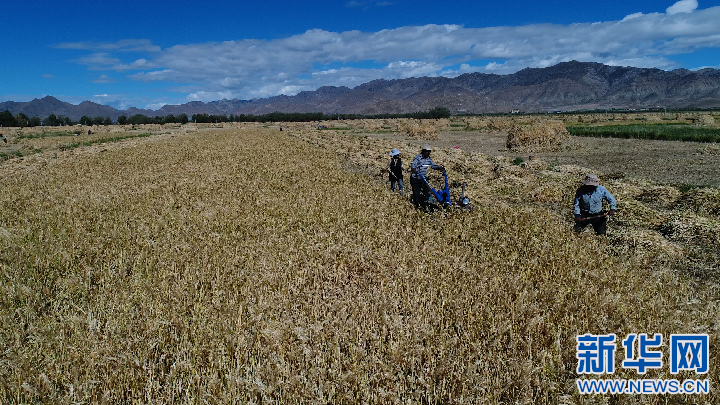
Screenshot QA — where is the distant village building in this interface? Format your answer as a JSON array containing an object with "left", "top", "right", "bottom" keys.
[{"left": 510, "top": 109, "right": 521, "bottom": 114}]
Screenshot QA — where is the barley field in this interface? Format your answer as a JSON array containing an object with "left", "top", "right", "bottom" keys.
[{"left": 1, "top": 125, "right": 718, "bottom": 403}]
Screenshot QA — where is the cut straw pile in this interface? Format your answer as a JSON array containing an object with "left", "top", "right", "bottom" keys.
[
  {"left": 694, "top": 114, "right": 716, "bottom": 127},
  {"left": 396, "top": 119, "right": 438, "bottom": 139},
  {"left": 505, "top": 120, "right": 569, "bottom": 152},
  {"left": 674, "top": 187, "right": 720, "bottom": 216}
]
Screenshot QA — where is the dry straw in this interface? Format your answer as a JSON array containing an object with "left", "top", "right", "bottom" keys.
[
  {"left": 674, "top": 187, "right": 720, "bottom": 216},
  {"left": 1, "top": 125, "right": 719, "bottom": 403},
  {"left": 505, "top": 120, "right": 570, "bottom": 152},
  {"left": 396, "top": 119, "right": 439, "bottom": 139},
  {"left": 694, "top": 114, "right": 716, "bottom": 127}
]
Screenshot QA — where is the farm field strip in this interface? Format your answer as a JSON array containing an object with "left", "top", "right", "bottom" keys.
[
  {"left": 300, "top": 125, "right": 720, "bottom": 253},
  {"left": 57, "top": 132, "right": 153, "bottom": 150},
  {"left": 567, "top": 123, "right": 720, "bottom": 142},
  {"left": 0, "top": 131, "right": 158, "bottom": 161},
  {"left": 16, "top": 131, "right": 81, "bottom": 139},
  {"left": 1, "top": 126, "right": 718, "bottom": 403}
]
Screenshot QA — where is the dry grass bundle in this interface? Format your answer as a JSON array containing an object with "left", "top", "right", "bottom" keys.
[
  {"left": 528, "top": 180, "right": 572, "bottom": 204},
  {"left": 495, "top": 163, "right": 530, "bottom": 178},
  {"left": 505, "top": 120, "right": 570, "bottom": 152},
  {"left": 694, "top": 114, "right": 716, "bottom": 127},
  {"left": 313, "top": 120, "right": 358, "bottom": 130},
  {"left": 660, "top": 213, "right": 720, "bottom": 246},
  {"left": 362, "top": 119, "right": 385, "bottom": 131},
  {"left": 609, "top": 229, "right": 685, "bottom": 263},
  {"left": 490, "top": 155, "right": 514, "bottom": 171},
  {"left": 674, "top": 187, "right": 720, "bottom": 216},
  {"left": 519, "top": 155, "right": 547, "bottom": 170},
  {"left": 614, "top": 199, "right": 669, "bottom": 227},
  {"left": 554, "top": 164, "right": 594, "bottom": 175},
  {"left": 396, "top": 119, "right": 438, "bottom": 139},
  {"left": 637, "top": 185, "right": 682, "bottom": 209},
  {"left": 463, "top": 117, "right": 491, "bottom": 130},
  {"left": 426, "top": 118, "right": 450, "bottom": 130},
  {"left": 487, "top": 117, "right": 516, "bottom": 131}
]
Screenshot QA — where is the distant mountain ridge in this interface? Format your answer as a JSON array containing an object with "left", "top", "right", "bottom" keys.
[{"left": 2, "top": 61, "right": 720, "bottom": 120}]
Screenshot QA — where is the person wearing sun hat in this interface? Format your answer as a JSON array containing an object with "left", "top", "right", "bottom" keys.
[
  {"left": 388, "top": 148, "right": 404, "bottom": 195},
  {"left": 573, "top": 173, "right": 617, "bottom": 235},
  {"left": 410, "top": 144, "right": 444, "bottom": 209}
]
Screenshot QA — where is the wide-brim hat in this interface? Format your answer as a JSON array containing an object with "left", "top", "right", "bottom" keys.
[
  {"left": 422, "top": 144, "right": 432, "bottom": 151},
  {"left": 582, "top": 174, "right": 600, "bottom": 186},
  {"left": 390, "top": 148, "right": 401, "bottom": 156}
]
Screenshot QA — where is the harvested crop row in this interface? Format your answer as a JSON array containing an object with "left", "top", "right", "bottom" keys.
[{"left": 292, "top": 125, "right": 720, "bottom": 268}]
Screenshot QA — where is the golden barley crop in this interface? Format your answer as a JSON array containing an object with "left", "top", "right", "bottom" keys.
[{"left": 1, "top": 127, "right": 718, "bottom": 403}]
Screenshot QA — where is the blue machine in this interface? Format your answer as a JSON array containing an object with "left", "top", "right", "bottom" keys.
[{"left": 417, "top": 168, "right": 471, "bottom": 211}]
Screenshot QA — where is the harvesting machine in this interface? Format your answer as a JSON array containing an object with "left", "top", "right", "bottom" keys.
[{"left": 417, "top": 167, "right": 472, "bottom": 212}]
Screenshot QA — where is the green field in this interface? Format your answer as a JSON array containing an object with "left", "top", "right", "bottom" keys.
[{"left": 567, "top": 123, "right": 720, "bottom": 142}]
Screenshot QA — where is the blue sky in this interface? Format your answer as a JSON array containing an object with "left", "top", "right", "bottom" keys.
[{"left": 2, "top": 0, "right": 720, "bottom": 110}]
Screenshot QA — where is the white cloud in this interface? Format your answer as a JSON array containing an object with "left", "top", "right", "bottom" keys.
[
  {"left": 187, "top": 90, "right": 236, "bottom": 102},
  {"left": 666, "top": 0, "right": 698, "bottom": 15},
  {"left": 87, "top": 93, "right": 138, "bottom": 109},
  {"left": 76, "top": 53, "right": 120, "bottom": 68},
  {"left": 693, "top": 62, "right": 720, "bottom": 70},
  {"left": 60, "top": 4, "right": 720, "bottom": 102},
  {"left": 604, "top": 56, "right": 677, "bottom": 69},
  {"left": 483, "top": 62, "right": 508, "bottom": 72},
  {"left": 56, "top": 39, "right": 160, "bottom": 52},
  {"left": 387, "top": 61, "right": 442, "bottom": 78},
  {"left": 622, "top": 12, "right": 644, "bottom": 21},
  {"left": 92, "top": 75, "right": 116, "bottom": 83},
  {"left": 144, "top": 102, "right": 168, "bottom": 110},
  {"left": 439, "top": 63, "right": 484, "bottom": 77},
  {"left": 131, "top": 69, "right": 175, "bottom": 81}
]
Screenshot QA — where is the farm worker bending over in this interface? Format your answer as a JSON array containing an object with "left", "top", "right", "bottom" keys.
[
  {"left": 410, "top": 144, "right": 444, "bottom": 208},
  {"left": 388, "top": 148, "right": 404, "bottom": 195},
  {"left": 573, "top": 174, "right": 617, "bottom": 235}
]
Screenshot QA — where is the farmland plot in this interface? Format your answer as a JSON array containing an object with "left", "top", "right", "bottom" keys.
[{"left": 1, "top": 128, "right": 718, "bottom": 403}]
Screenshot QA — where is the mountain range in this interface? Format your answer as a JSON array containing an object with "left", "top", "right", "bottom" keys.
[{"left": 2, "top": 61, "right": 720, "bottom": 120}]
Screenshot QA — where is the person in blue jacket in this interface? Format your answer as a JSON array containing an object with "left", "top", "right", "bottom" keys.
[
  {"left": 410, "top": 144, "right": 444, "bottom": 209},
  {"left": 388, "top": 148, "right": 404, "bottom": 195},
  {"left": 573, "top": 174, "right": 617, "bottom": 235}
]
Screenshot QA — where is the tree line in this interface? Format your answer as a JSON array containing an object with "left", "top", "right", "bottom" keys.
[
  {"left": 0, "top": 111, "right": 191, "bottom": 127},
  {"left": 0, "top": 107, "right": 451, "bottom": 128},
  {"left": 191, "top": 107, "right": 451, "bottom": 123}
]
